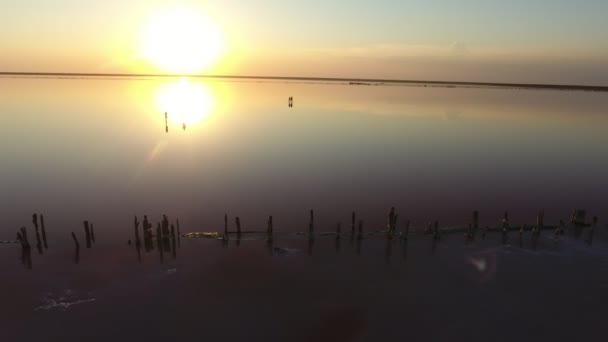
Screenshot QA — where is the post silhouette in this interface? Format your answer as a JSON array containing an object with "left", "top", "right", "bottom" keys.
[
  {"left": 83, "top": 221, "right": 92, "bottom": 248},
  {"left": 40, "top": 214, "right": 48, "bottom": 249}
]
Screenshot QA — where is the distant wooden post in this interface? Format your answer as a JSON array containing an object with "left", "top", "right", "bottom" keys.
[
  {"left": 171, "top": 224, "right": 176, "bottom": 238},
  {"left": 83, "top": 221, "right": 92, "bottom": 248},
  {"left": 71, "top": 232, "right": 80, "bottom": 248},
  {"left": 224, "top": 214, "right": 228, "bottom": 237},
  {"left": 336, "top": 222, "right": 341, "bottom": 239},
  {"left": 40, "top": 214, "right": 48, "bottom": 249},
  {"left": 134, "top": 216, "right": 140, "bottom": 243},
  {"left": 309, "top": 210, "right": 314, "bottom": 235}
]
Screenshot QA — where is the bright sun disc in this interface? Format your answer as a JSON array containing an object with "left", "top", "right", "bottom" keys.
[{"left": 140, "top": 9, "right": 224, "bottom": 73}]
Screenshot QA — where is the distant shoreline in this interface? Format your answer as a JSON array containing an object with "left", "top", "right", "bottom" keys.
[{"left": 1, "top": 71, "right": 608, "bottom": 92}]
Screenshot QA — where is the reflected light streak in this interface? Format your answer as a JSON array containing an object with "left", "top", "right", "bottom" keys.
[{"left": 156, "top": 77, "right": 215, "bottom": 127}]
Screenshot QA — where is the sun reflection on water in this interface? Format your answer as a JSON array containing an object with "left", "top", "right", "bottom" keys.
[{"left": 155, "top": 77, "right": 215, "bottom": 127}]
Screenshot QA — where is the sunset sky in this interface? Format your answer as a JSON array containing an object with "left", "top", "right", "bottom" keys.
[{"left": 2, "top": 0, "right": 608, "bottom": 85}]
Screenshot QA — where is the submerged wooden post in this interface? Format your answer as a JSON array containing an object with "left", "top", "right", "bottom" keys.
[
  {"left": 336, "top": 222, "right": 341, "bottom": 239},
  {"left": 156, "top": 224, "right": 164, "bottom": 263},
  {"left": 309, "top": 210, "right": 314, "bottom": 235},
  {"left": 134, "top": 216, "right": 140, "bottom": 242},
  {"left": 224, "top": 214, "right": 228, "bottom": 237},
  {"left": 71, "top": 232, "right": 80, "bottom": 248},
  {"left": 33, "top": 213, "right": 43, "bottom": 254},
  {"left": 40, "top": 214, "right": 48, "bottom": 249},
  {"left": 83, "top": 221, "right": 92, "bottom": 248},
  {"left": 388, "top": 207, "right": 396, "bottom": 234}
]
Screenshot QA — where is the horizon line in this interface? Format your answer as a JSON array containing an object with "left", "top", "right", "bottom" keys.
[{"left": 1, "top": 71, "right": 607, "bottom": 92}]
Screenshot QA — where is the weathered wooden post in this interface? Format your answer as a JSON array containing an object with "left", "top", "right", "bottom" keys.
[
  {"left": 156, "top": 224, "right": 164, "bottom": 263},
  {"left": 165, "top": 112, "right": 168, "bottom": 133},
  {"left": 83, "top": 221, "right": 92, "bottom": 248},
  {"left": 236, "top": 217, "right": 241, "bottom": 236},
  {"left": 32, "top": 213, "right": 43, "bottom": 254},
  {"left": 40, "top": 214, "right": 48, "bottom": 249},
  {"left": 388, "top": 207, "right": 396, "bottom": 234},
  {"left": 134, "top": 216, "right": 140, "bottom": 243},
  {"left": 309, "top": 210, "right": 314, "bottom": 235},
  {"left": 71, "top": 232, "right": 79, "bottom": 246},
  {"left": 170, "top": 224, "right": 176, "bottom": 259}
]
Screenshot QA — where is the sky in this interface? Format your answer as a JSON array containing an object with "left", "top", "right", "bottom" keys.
[{"left": 1, "top": 0, "right": 608, "bottom": 85}]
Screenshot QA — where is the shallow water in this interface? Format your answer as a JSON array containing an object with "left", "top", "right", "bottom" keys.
[{"left": 1, "top": 77, "right": 608, "bottom": 341}]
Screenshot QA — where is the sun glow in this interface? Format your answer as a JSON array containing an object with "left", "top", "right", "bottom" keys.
[
  {"left": 156, "top": 78, "right": 214, "bottom": 126},
  {"left": 139, "top": 9, "right": 224, "bottom": 73}
]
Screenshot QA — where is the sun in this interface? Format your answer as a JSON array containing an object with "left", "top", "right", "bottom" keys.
[{"left": 139, "top": 9, "right": 224, "bottom": 74}]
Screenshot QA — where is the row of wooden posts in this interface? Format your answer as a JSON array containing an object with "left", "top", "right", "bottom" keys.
[
  {"left": 13, "top": 208, "right": 600, "bottom": 268},
  {"left": 219, "top": 208, "right": 598, "bottom": 242}
]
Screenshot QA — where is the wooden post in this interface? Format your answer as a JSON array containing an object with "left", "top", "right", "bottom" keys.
[
  {"left": 134, "top": 216, "right": 140, "bottom": 242},
  {"left": 71, "top": 232, "right": 80, "bottom": 248},
  {"left": 19, "top": 227, "right": 30, "bottom": 249},
  {"left": 336, "top": 222, "right": 341, "bottom": 239},
  {"left": 388, "top": 207, "right": 396, "bottom": 233},
  {"left": 164, "top": 112, "right": 168, "bottom": 133},
  {"left": 224, "top": 214, "right": 228, "bottom": 237},
  {"left": 156, "top": 224, "right": 164, "bottom": 263},
  {"left": 83, "top": 221, "right": 91, "bottom": 248},
  {"left": 309, "top": 210, "right": 314, "bottom": 235},
  {"left": 40, "top": 214, "right": 48, "bottom": 249},
  {"left": 171, "top": 224, "right": 176, "bottom": 238},
  {"left": 32, "top": 213, "right": 43, "bottom": 254}
]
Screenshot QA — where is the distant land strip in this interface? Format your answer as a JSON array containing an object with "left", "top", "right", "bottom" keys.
[{"left": 1, "top": 71, "right": 608, "bottom": 92}]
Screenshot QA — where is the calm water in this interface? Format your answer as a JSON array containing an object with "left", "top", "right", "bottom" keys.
[{"left": 1, "top": 77, "right": 608, "bottom": 341}]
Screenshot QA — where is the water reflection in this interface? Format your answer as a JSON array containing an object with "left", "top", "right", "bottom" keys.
[{"left": 155, "top": 77, "right": 214, "bottom": 128}]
